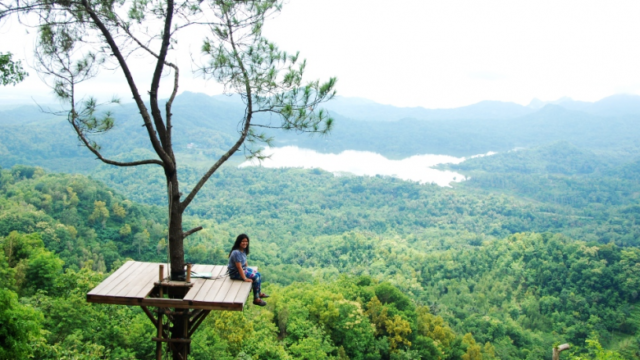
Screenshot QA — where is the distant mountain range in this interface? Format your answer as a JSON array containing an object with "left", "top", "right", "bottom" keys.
[
  {"left": 318, "top": 93, "right": 640, "bottom": 122},
  {"left": 1, "top": 92, "right": 640, "bottom": 174},
  {"left": 163, "top": 91, "right": 640, "bottom": 122},
  {"left": 318, "top": 97, "right": 532, "bottom": 121},
  {"left": 527, "top": 94, "right": 640, "bottom": 116},
  {"left": 5, "top": 91, "right": 640, "bottom": 125}
]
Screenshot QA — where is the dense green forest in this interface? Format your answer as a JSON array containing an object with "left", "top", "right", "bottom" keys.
[
  {"left": 2, "top": 93, "right": 640, "bottom": 359},
  {"left": 2, "top": 161, "right": 639, "bottom": 359}
]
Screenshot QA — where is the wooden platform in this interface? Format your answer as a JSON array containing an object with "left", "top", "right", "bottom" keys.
[{"left": 86, "top": 261, "right": 253, "bottom": 311}]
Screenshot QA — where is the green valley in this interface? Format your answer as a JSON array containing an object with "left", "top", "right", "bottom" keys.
[
  {"left": 2, "top": 90, "right": 640, "bottom": 360},
  {"left": 2, "top": 141, "right": 640, "bottom": 358},
  {"left": 3, "top": 0, "right": 640, "bottom": 358}
]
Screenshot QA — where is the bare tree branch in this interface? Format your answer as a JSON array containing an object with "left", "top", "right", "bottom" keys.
[
  {"left": 183, "top": 226, "right": 203, "bottom": 238},
  {"left": 147, "top": 0, "right": 175, "bottom": 153},
  {"left": 123, "top": 36, "right": 180, "bottom": 112},
  {"left": 64, "top": 75, "right": 163, "bottom": 168},
  {"left": 116, "top": 20, "right": 180, "bottom": 149},
  {"left": 181, "top": 11, "right": 254, "bottom": 210},
  {"left": 80, "top": 0, "right": 174, "bottom": 169}
]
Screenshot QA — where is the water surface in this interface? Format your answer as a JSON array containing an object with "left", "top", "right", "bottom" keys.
[{"left": 240, "top": 146, "right": 494, "bottom": 187}]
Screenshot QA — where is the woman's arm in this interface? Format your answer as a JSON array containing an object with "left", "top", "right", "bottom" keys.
[{"left": 235, "top": 262, "right": 252, "bottom": 282}]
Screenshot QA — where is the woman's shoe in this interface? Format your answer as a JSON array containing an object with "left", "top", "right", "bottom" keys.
[
  {"left": 253, "top": 299, "right": 267, "bottom": 306},
  {"left": 259, "top": 293, "right": 270, "bottom": 298}
]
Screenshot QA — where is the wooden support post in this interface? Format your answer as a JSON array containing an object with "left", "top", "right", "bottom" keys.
[
  {"left": 157, "top": 309, "right": 164, "bottom": 360},
  {"left": 183, "top": 309, "right": 190, "bottom": 359},
  {"left": 189, "top": 309, "right": 203, "bottom": 320},
  {"left": 553, "top": 344, "right": 570, "bottom": 360},
  {"left": 186, "top": 264, "right": 191, "bottom": 283},
  {"left": 159, "top": 265, "right": 164, "bottom": 298},
  {"left": 189, "top": 310, "right": 211, "bottom": 337},
  {"left": 140, "top": 306, "right": 157, "bottom": 325},
  {"left": 183, "top": 310, "right": 189, "bottom": 338}
]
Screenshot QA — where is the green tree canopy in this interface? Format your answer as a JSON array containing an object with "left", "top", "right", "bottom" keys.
[{"left": 0, "top": 52, "right": 28, "bottom": 86}]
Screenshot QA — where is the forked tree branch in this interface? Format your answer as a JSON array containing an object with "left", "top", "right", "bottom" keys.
[
  {"left": 180, "top": 12, "right": 254, "bottom": 210},
  {"left": 165, "top": 64, "right": 179, "bottom": 148},
  {"left": 117, "top": 21, "right": 180, "bottom": 149},
  {"left": 180, "top": 117, "right": 251, "bottom": 210},
  {"left": 80, "top": 0, "right": 174, "bottom": 169},
  {"left": 148, "top": 0, "right": 175, "bottom": 153},
  {"left": 68, "top": 96, "right": 163, "bottom": 168}
]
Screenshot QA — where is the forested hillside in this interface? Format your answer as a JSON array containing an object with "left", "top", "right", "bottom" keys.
[
  {"left": 90, "top": 155, "right": 640, "bottom": 249},
  {"left": 2, "top": 164, "right": 639, "bottom": 359},
  {"left": 2, "top": 93, "right": 640, "bottom": 359}
]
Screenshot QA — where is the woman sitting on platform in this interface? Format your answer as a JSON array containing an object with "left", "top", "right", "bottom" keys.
[{"left": 228, "top": 234, "right": 268, "bottom": 306}]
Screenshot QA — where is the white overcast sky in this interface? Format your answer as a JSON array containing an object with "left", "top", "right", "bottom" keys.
[{"left": 2, "top": 0, "right": 640, "bottom": 108}]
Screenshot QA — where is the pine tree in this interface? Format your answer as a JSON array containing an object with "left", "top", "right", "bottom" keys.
[{"left": 0, "top": 0, "right": 336, "bottom": 280}]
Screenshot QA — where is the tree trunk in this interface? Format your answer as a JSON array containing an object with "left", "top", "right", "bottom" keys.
[
  {"left": 166, "top": 171, "right": 188, "bottom": 359},
  {"left": 171, "top": 310, "right": 189, "bottom": 360},
  {"left": 167, "top": 172, "right": 185, "bottom": 281}
]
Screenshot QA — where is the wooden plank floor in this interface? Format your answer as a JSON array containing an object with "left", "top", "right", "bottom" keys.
[{"left": 86, "top": 261, "right": 254, "bottom": 311}]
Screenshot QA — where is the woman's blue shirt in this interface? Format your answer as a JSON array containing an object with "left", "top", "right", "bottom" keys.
[{"left": 228, "top": 249, "right": 247, "bottom": 278}]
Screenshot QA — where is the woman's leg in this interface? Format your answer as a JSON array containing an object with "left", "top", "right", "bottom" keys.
[{"left": 244, "top": 268, "right": 262, "bottom": 299}]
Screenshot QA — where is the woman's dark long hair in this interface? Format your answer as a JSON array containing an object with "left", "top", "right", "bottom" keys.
[{"left": 228, "top": 234, "right": 250, "bottom": 257}]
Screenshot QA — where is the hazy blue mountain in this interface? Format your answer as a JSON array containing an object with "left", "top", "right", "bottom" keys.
[
  {"left": 321, "top": 96, "right": 535, "bottom": 121},
  {"left": 587, "top": 94, "right": 640, "bottom": 116},
  {"left": 527, "top": 97, "right": 589, "bottom": 111},
  {"left": 271, "top": 104, "right": 640, "bottom": 160},
  {"left": 613, "top": 157, "right": 640, "bottom": 182},
  {"left": 0, "top": 104, "right": 66, "bottom": 126},
  {"left": 503, "top": 105, "right": 640, "bottom": 154},
  {"left": 2, "top": 92, "right": 640, "bottom": 174},
  {"left": 0, "top": 93, "right": 238, "bottom": 172},
  {"left": 316, "top": 94, "right": 640, "bottom": 122},
  {"left": 528, "top": 94, "right": 640, "bottom": 117}
]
